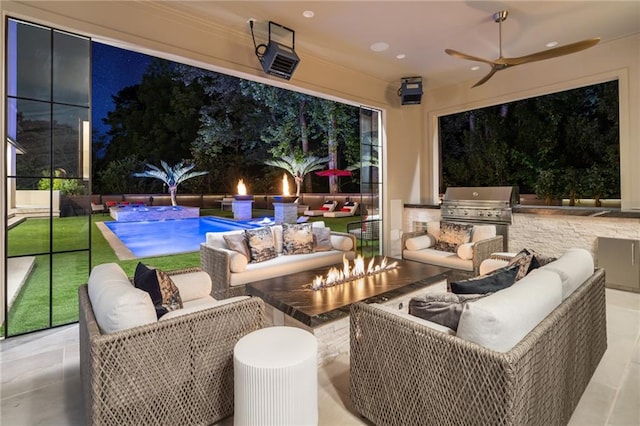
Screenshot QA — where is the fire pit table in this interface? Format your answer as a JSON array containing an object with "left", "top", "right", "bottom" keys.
[{"left": 246, "top": 256, "right": 449, "bottom": 364}]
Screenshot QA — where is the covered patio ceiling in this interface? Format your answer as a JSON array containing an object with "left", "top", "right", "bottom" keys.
[{"left": 161, "top": 1, "right": 639, "bottom": 90}]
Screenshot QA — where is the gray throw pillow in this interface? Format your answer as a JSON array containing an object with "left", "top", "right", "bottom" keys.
[
  {"left": 245, "top": 227, "right": 277, "bottom": 263},
  {"left": 450, "top": 264, "right": 519, "bottom": 294},
  {"left": 223, "top": 233, "right": 251, "bottom": 259},
  {"left": 409, "top": 292, "right": 487, "bottom": 331},
  {"left": 312, "top": 227, "right": 332, "bottom": 252}
]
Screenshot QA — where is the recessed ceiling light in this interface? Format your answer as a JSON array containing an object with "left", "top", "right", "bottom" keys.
[
  {"left": 471, "top": 66, "right": 480, "bottom": 71},
  {"left": 396, "top": 53, "right": 406, "bottom": 59},
  {"left": 546, "top": 41, "right": 559, "bottom": 48},
  {"left": 302, "top": 10, "right": 314, "bottom": 18},
  {"left": 370, "top": 42, "right": 389, "bottom": 52}
]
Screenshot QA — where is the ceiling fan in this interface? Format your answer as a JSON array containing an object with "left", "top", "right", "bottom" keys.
[{"left": 445, "top": 10, "right": 600, "bottom": 88}]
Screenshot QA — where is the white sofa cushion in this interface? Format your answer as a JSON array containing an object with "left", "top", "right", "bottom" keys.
[
  {"left": 169, "top": 270, "right": 213, "bottom": 302},
  {"left": 403, "top": 248, "right": 473, "bottom": 271},
  {"left": 405, "top": 235, "right": 435, "bottom": 251},
  {"left": 229, "top": 250, "right": 356, "bottom": 286},
  {"left": 206, "top": 230, "right": 244, "bottom": 249},
  {"left": 540, "top": 248, "right": 594, "bottom": 299},
  {"left": 456, "top": 268, "right": 562, "bottom": 352},
  {"left": 88, "top": 263, "right": 157, "bottom": 334},
  {"left": 426, "top": 221, "right": 441, "bottom": 240},
  {"left": 479, "top": 258, "right": 510, "bottom": 275},
  {"left": 159, "top": 296, "right": 250, "bottom": 321},
  {"left": 471, "top": 225, "right": 496, "bottom": 242}
]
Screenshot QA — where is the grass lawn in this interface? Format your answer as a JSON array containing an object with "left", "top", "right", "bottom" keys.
[{"left": 4, "top": 209, "right": 365, "bottom": 336}]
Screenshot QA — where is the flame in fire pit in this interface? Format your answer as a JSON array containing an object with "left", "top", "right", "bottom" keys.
[
  {"left": 311, "top": 255, "right": 398, "bottom": 290},
  {"left": 282, "top": 174, "right": 290, "bottom": 196},
  {"left": 237, "top": 179, "right": 247, "bottom": 195}
]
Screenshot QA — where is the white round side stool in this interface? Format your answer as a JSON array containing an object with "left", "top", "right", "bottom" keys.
[{"left": 234, "top": 326, "right": 318, "bottom": 426}]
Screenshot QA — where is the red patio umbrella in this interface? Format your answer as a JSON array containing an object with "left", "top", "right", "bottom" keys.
[
  {"left": 315, "top": 169, "right": 352, "bottom": 177},
  {"left": 315, "top": 169, "right": 352, "bottom": 194}
]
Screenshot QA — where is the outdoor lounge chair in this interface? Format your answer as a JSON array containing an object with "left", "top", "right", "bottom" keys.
[
  {"left": 304, "top": 200, "right": 338, "bottom": 216},
  {"left": 324, "top": 201, "right": 359, "bottom": 218}
]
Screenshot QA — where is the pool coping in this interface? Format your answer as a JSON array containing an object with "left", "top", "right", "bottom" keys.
[{"left": 95, "top": 221, "right": 138, "bottom": 260}]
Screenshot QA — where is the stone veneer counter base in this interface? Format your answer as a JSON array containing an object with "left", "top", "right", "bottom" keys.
[{"left": 247, "top": 257, "right": 449, "bottom": 364}]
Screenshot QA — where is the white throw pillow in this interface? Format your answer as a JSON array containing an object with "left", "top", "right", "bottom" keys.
[
  {"left": 456, "top": 242, "right": 475, "bottom": 260},
  {"left": 331, "top": 234, "right": 354, "bottom": 251},
  {"left": 405, "top": 235, "right": 435, "bottom": 251},
  {"left": 169, "top": 271, "right": 213, "bottom": 302},
  {"left": 456, "top": 268, "right": 562, "bottom": 352},
  {"left": 88, "top": 263, "right": 157, "bottom": 334},
  {"left": 471, "top": 225, "right": 496, "bottom": 242}
]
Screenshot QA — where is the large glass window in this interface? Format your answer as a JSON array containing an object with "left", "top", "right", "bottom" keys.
[
  {"left": 4, "top": 18, "right": 91, "bottom": 336},
  {"left": 439, "top": 81, "right": 620, "bottom": 207}
]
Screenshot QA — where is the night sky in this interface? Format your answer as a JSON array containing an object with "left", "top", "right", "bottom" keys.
[{"left": 91, "top": 42, "right": 151, "bottom": 140}]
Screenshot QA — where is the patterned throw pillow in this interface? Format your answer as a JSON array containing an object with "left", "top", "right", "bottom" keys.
[
  {"left": 409, "top": 292, "right": 487, "bottom": 331},
  {"left": 508, "top": 248, "right": 558, "bottom": 280},
  {"left": 245, "top": 227, "right": 277, "bottom": 263},
  {"left": 313, "top": 227, "right": 333, "bottom": 252},
  {"left": 134, "top": 262, "right": 183, "bottom": 318},
  {"left": 433, "top": 222, "right": 473, "bottom": 253},
  {"left": 282, "top": 223, "right": 314, "bottom": 255}
]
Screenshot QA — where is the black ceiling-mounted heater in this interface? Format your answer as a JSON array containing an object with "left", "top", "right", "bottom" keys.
[
  {"left": 253, "top": 21, "right": 300, "bottom": 80},
  {"left": 399, "top": 77, "right": 423, "bottom": 105}
]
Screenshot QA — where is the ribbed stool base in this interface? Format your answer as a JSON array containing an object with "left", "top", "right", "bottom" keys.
[{"left": 234, "top": 326, "right": 318, "bottom": 426}]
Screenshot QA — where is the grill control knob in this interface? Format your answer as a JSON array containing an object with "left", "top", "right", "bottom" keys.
[{"left": 478, "top": 211, "right": 483, "bottom": 216}]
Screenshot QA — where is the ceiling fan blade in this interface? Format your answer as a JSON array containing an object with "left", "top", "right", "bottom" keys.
[
  {"left": 471, "top": 66, "right": 500, "bottom": 88},
  {"left": 445, "top": 49, "right": 496, "bottom": 66},
  {"left": 501, "top": 38, "right": 600, "bottom": 66}
]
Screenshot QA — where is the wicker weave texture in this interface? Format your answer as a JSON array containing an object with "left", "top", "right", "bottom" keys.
[
  {"left": 350, "top": 268, "right": 606, "bottom": 426},
  {"left": 401, "top": 230, "right": 503, "bottom": 276},
  {"left": 79, "top": 281, "right": 264, "bottom": 426},
  {"left": 200, "top": 231, "right": 358, "bottom": 299}
]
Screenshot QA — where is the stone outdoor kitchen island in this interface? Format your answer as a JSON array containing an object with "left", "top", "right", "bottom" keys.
[{"left": 246, "top": 256, "right": 449, "bottom": 364}]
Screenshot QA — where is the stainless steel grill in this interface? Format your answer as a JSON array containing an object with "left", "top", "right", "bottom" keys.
[{"left": 441, "top": 186, "right": 518, "bottom": 250}]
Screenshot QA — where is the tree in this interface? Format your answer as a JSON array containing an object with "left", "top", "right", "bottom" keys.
[
  {"left": 99, "top": 59, "right": 204, "bottom": 171},
  {"left": 264, "top": 155, "right": 329, "bottom": 197},
  {"left": 133, "top": 161, "right": 208, "bottom": 206}
]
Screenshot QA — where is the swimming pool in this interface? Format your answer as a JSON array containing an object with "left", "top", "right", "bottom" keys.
[{"left": 104, "top": 216, "right": 263, "bottom": 258}]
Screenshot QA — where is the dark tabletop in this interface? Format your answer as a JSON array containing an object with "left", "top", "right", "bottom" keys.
[{"left": 247, "top": 256, "right": 449, "bottom": 327}]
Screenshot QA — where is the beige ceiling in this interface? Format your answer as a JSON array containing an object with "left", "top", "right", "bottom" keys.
[{"left": 161, "top": 1, "right": 639, "bottom": 90}]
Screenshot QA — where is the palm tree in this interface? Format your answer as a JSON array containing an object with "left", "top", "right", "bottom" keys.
[
  {"left": 264, "top": 154, "right": 328, "bottom": 197},
  {"left": 133, "top": 160, "right": 208, "bottom": 206}
]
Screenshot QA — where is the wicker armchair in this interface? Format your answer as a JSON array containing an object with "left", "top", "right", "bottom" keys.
[
  {"left": 402, "top": 226, "right": 503, "bottom": 279},
  {"left": 79, "top": 278, "right": 264, "bottom": 426},
  {"left": 350, "top": 268, "right": 607, "bottom": 426}
]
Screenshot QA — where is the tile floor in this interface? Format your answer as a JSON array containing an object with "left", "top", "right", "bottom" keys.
[{"left": 1, "top": 288, "right": 638, "bottom": 425}]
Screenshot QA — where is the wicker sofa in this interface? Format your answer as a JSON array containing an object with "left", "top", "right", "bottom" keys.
[
  {"left": 79, "top": 263, "right": 264, "bottom": 426},
  {"left": 402, "top": 221, "right": 504, "bottom": 278},
  {"left": 350, "top": 249, "right": 607, "bottom": 426},
  {"left": 200, "top": 221, "right": 357, "bottom": 299}
]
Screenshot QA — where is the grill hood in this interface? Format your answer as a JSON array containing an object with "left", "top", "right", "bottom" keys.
[{"left": 442, "top": 186, "right": 518, "bottom": 206}]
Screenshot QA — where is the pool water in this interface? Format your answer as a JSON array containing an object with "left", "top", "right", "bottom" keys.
[{"left": 104, "top": 216, "right": 262, "bottom": 258}]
